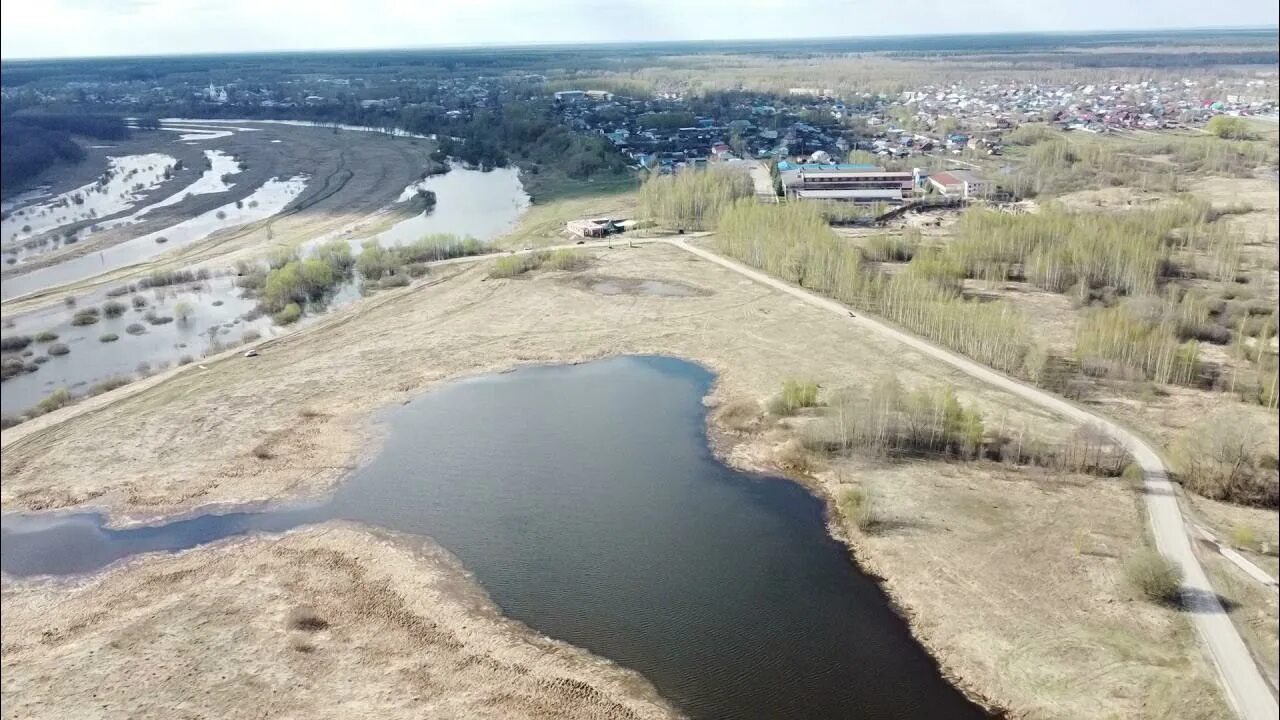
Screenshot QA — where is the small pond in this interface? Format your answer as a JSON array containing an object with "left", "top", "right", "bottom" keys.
[{"left": 1, "top": 356, "right": 987, "bottom": 720}]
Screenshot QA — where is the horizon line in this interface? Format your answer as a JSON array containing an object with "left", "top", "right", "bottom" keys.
[{"left": 2, "top": 24, "right": 1277, "bottom": 63}]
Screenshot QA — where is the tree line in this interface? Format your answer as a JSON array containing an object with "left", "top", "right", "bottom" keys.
[{"left": 0, "top": 111, "right": 128, "bottom": 188}]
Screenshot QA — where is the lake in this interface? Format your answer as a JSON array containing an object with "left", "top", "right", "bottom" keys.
[{"left": 1, "top": 356, "right": 988, "bottom": 719}]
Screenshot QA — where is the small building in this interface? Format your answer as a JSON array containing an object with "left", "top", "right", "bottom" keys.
[
  {"left": 567, "top": 218, "right": 618, "bottom": 238},
  {"left": 928, "top": 170, "right": 992, "bottom": 199}
]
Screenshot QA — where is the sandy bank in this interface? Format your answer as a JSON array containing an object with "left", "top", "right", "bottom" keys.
[{"left": 1, "top": 522, "right": 680, "bottom": 720}]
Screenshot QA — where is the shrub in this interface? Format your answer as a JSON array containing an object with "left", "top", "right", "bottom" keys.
[
  {"left": 174, "top": 301, "right": 194, "bottom": 324},
  {"left": 395, "top": 234, "right": 483, "bottom": 264},
  {"left": 101, "top": 300, "right": 127, "bottom": 318},
  {"left": 490, "top": 252, "right": 549, "bottom": 278},
  {"left": 136, "top": 268, "right": 209, "bottom": 289},
  {"left": 356, "top": 242, "right": 398, "bottom": 280},
  {"left": 178, "top": 355, "right": 194, "bottom": 365},
  {"left": 1122, "top": 462, "right": 1146, "bottom": 490},
  {"left": 1123, "top": 549, "right": 1183, "bottom": 603},
  {"left": 252, "top": 440, "right": 274, "bottom": 459},
  {"left": 125, "top": 323, "right": 147, "bottom": 335},
  {"left": 0, "top": 335, "right": 32, "bottom": 352},
  {"left": 144, "top": 312, "right": 174, "bottom": 326},
  {"left": 1206, "top": 116, "right": 1253, "bottom": 140},
  {"left": 273, "top": 303, "right": 302, "bottom": 325},
  {"left": 131, "top": 294, "right": 148, "bottom": 309},
  {"left": 99, "top": 333, "right": 119, "bottom": 343},
  {"left": 241, "top": 329, "right": 262, "bottom": 343},
  {"left": 1229, "top": 525, "right": 1258, "bottom": 551},
  {"left": 837, "top": 487, "right": 875, "bottom": 531},
  {"left": 34, "top": 388, "right": 72, "bottom": 415},
  {"left": 71, "top": 308, "right": 101, "bottom": 326},
  {"left": 715, "top": 398, "right": 762, "bottom": 433},
  {"left": 0, "top": 357, "right": 28, "bottom": 380},
  {"left": 34, "top": 331, "right": 58, "bottom": 343},
  {"left": 47, "top": 342, "right": 70, "bottom": 356},
  {"left": 89, "top": 376, "right": 131, "bottom": 395},
  {"left": 379, "top": 273, "right": 411, "bottom": 288},
  {"left": 774, "top": 438, "right": 816, "bottom": 474},
  {"left": 769, "top": 380, "right": 819, "bottom": 415},
  {"left": 105, "top": 285, "right": 131, "bottom": 297},
  {"left": 547, "top": 249, "right": 591, "bottom": 271},
  {"left": 287, "top": 606, "right": 329, "bottom": 631},
  {"left": 1170, "top": 413, "right": 1278, "bottom": 507}
]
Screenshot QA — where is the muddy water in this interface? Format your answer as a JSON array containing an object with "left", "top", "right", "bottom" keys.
[
  {"left": 122, "top": 150, "right": 242, "bottom": 218},
  {"left": 1, "top": 176, "right": 307, "bottom": 301},
  {"left": 308, "top": 165, "right": 528, "bottom": 256},
  {"left": 0, "top": 277, "right": 275, "bottom": 414},
  {"left": 374, "top": 166, "right": 527, "bottom": 246},
  {"left": 1, "top": 356, "right": 987, "bottom": 720},
  {"left": 1, "top": 154, "right": 177, "bottom": 244}
]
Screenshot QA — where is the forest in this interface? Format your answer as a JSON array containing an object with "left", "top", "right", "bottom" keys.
[{"left": 0, "top": 111, "right": 128, "bottom": 188}]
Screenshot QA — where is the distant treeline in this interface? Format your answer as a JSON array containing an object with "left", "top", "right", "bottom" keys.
[
  {"left": 0, "top": 112, "right": 129, "bottom": 188},
  {"left": 2, "top": 28, "right": 1276, "bottom": 87},
  {"left": 934, "top": 51, "right": 1280, "bottom": 68}
]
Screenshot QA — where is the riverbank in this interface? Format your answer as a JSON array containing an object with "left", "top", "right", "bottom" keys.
[
  {"left": 1, "top": 522, "right": 681, "bottom": 720},
  {"left": 1, "top": 240, "right": 1229, "bottom": 718}
]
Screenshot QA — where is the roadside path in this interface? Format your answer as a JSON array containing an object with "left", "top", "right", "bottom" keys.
[{"left": 662, "top": 237, "right": 1278, "bottom": 720}]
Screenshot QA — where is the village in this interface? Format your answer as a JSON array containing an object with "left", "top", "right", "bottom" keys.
[{"left": 558, "top": 75, "right": 1277, "bottom": 170}]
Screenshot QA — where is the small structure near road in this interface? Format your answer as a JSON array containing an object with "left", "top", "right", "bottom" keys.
[{"left": 566, "top": 218, "right": 639, "bottom": 238}]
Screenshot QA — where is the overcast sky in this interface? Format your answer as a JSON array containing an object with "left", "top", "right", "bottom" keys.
[{"left": 1, "top": 0, "right": 1276, "bottom": 60}]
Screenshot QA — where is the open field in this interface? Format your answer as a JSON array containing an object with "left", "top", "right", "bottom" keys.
[
  {"left": 1, "top": 237, "right": 1229, "bottom": 719},
  {"left": 0, "top": 522, "right": 680, "bottom": 720}
]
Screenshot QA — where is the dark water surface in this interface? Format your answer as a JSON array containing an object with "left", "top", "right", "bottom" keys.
[{"left": 1, "top": 356, "right": 988, "bottom": 720}]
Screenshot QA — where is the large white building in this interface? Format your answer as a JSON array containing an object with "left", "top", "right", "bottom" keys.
[{"left": 778, "top": 162, "right": 915, "bottom": 204}]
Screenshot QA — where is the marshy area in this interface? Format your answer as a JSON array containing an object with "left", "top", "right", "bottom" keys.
[{"left": 1, "top": 123, "right": 530, "bottom": 425}]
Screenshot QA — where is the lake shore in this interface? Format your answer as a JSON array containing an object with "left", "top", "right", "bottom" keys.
[
  {"left": 2, "top": 237, "right": 1228, "bottom": 718},
  {"left": 1, "top": 521, "right": 681, "bottom": 720}
]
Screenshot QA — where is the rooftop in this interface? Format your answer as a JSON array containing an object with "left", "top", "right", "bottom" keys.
[{"left": 776, "top": 161, "right": 881, "bottom": 173}]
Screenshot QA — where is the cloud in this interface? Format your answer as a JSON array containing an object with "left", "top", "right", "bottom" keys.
[{"left": 2, "top": 0, "right": 1276, "bottom": 59}]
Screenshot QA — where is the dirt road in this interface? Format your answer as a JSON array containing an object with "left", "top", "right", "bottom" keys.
[{"left": 666, "top": 237, "right": 1278, "bottom": 720}]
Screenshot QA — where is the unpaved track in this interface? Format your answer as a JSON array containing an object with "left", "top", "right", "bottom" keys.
[{"left": 664, "top": 237, "right": 1278, "bottom": 720}]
